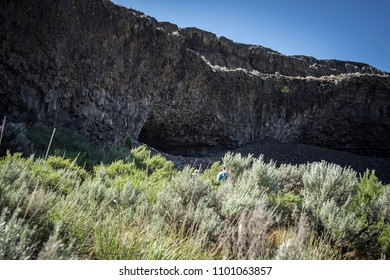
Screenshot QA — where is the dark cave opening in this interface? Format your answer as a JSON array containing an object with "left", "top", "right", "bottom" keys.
[{"left": 138, "top": 126, "right": 219, "bottom": 157}]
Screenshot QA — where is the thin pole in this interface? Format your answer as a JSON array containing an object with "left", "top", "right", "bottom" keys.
[
  {"left": 45, "top": 127, "right": 56, "bottom": 160},
  {"left": 0, "top": 116, "right": 6, "bottom": 148}
]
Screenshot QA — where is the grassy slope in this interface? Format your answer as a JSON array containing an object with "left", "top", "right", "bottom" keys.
[{"left": 1, "top": 122, "right": 390, "bottom": 260}]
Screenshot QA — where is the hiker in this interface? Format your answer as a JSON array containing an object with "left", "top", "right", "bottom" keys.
[{"left": 216, "top": 166, "right": 229, "bottom": 182}]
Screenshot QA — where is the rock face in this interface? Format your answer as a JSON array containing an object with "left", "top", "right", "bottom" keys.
[{"left": 1, "top": 0, "right": 390, "bottom": 157}]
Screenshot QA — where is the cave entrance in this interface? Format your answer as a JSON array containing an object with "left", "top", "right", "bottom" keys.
[{"left": 138, "top": 126, "right": 219, "bottom": 157}]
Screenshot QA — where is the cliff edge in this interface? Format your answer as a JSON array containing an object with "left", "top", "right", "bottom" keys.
[{"left": 1, "top": 0, "right": 389, "bottom": 157}]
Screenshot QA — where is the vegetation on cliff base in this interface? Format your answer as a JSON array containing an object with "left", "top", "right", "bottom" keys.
[{"left": 1, "top": 145, "right": 389, "bottom": 260}]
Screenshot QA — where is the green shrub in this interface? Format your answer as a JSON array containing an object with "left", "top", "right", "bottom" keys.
[
  {"left": 318, "top": 198, "right": 361, "bottom": 245},
  {"left": 353, "top": 170, "right": 385, "bottom": 224},
  {"left": 46, "top": 156, "right": 87, "bottom": 179},
  {"left": 97, "top": 160, "right": 139, "bottom": 179},
  {"left": 203, "top": 161, "right": 222, "bottom": 186},
  {"left": 146, "top": 153, "right": 175, "bottom": 175},
  {"left": 1, "top": 152, "right": 86, "bottom": 196},
  {"left": 94, "top": 160, "right": 144, "bottom": 190},
  {"left": 218, "top": 178, "right": 263, "bottom": 220},
  {"left": 274, "top": 191, "right": 303, "bottom": 224},
  {"left": 302, "top": 161, "right": 358, "bottom": 211},
  {"left": 222, "top": 152, "right": 253, "bottom": 180},
  {"left": 0, "top": 152, "right": 60, "bottom": 246},
  {"left": 246, "top": 156, "right": 282, "bottom": 193},
  {"left": 0, "top": 153, "right": 35, "bottom": 209},
  {"left": 1, "top": 147, "right": 388, "bottom": 260},
  {"left": 349, "top": 171, "right": 390, "bottom": 257},
  {"left": 118, "top": 181, "right": 144, "bottom": 210},
  {"left": 377, "top": 187, "right": 390, "bottom": 223},
  {"left": 48, "top": 175, "right": 148, "bottom": 259},
  {"left": 277, "top": 164, "right": 304, "bottom": 192},
  {"left": 379, "top": 225, "right": 390, "bottom": 255},
  {"left": 28, "top": 158, "right": 83, "bottom": 195},
  {"left": 94, "top": 147, "right": 175, "bottom": 202},
  {"left": 281, "top": 85, "right": 290, "bottom": 94},
  {"left": 0, "top": 209, "right": 36, "bottom": 260},
  {"left": 37, "top": 223, "right": 77, "bottom": 260},
  {"left": 218, "top": 156, "right": 281, "bottom": 220},
  {"left": 302, "top": 161, "right": 361, "bottom": 246},
  {"left": 126, "top": 145, "right": 151, "bottom": 169},
  {"left": 154, "top": 166, "right": 222, "bottom": 241},
  {"left": 276, "top": 191, "right": 303, "bottom": 209},
  {"left": 145, "top": 154, "right": 176, "bottom": 202}
]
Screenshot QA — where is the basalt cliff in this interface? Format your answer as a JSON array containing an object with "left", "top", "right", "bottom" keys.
[{"left": 1, "top": 0, "right": 390, "bottom": 157}]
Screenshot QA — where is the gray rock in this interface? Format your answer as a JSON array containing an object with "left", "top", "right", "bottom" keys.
[{"left": 0, "top": 0, "right": 389, "bottom": 157}]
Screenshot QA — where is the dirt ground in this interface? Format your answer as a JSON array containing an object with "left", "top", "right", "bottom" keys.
[{"left": 162, "top": 141, "right": 390, "bottom": 184}]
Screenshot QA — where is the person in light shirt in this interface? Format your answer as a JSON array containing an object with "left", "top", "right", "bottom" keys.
[{"left": 216, "top": 166, "right": 229, "bottom": 182}]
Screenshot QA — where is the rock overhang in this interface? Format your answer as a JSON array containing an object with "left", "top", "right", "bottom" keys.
[{"left": 1, "top": 0, "right": 389, "bottom": 157}]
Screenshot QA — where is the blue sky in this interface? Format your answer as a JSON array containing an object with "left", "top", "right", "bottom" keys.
[{"left": 111, "top": 0, "right": 390, "bottom": 72}]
